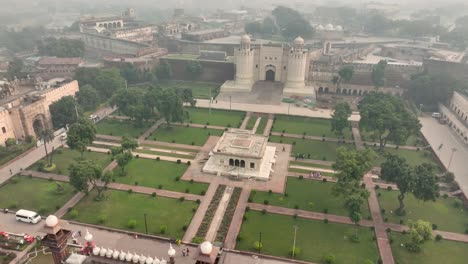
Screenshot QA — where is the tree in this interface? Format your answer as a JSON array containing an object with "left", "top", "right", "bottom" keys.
[
  {"left": 49, "top": 96, "right": 81, "bottom": 129},
  {"left": 74, "top": 67, "right": 99, "bottom": 88},
  {"left": 158, "top": 88, "right": 184, "bottom": 126},
  {"left": 77, "top": 84, "right": 100, "bottom": 111},
  {"left": 6, "top": 58, "right": 25, "bottom": 80},
  {"left": 66, "top": 118, "right": 96, "bottom": 158},
  {"left": 405, "top": 220, "right": 433, "bottom": 252},
  {"left": 177, "top": 88, "right": 196, "bottom": 106},
  {"left": 371, "top": 60, "right": 387, "bottom": 88},
  {"left": 154, "top": 61, "right": 172, "bottom": 80},
  {"left": 37, "top": 37, "right": 85, "bottom": 57},
  {"left": 412, "top": 163, "right": 439, "bottom": 202},
  {"left": 119, "top": 63, "right": 140, "bottom": 84},
  {"left": 380, "top": 154, "right": 413, "bottom": 215},
  {"left": 121, "top": 136, "right": 138, "bottom": 151},
  {"left": 111, "top": 88, "right": 152, "bottom": 125},
  {"left": 38, "top": 129, "right": 55, "bottom": 167},
  {"left": 358, "top": 92, "right": 421, "bottom": 150},
  {"left": 69, "top": 160, "right": 112, "bottom": 200},
  {"left": 115, "top": 151, "right": 133, "bottom": 176},
  {"left": 338, "top": 66, "right": 354, "bottom": 83},
  {"left": 331, "top": 102, "right": 351, "bottom": 137},
  {"left": 186, "top": 61, "right": 203, "bottom": 79},
  {"left": 95, "top": 68, "right": 126, "bottom": 99},
  {"left": 272, "top": 6, "right": 314, "bottom": 39}
]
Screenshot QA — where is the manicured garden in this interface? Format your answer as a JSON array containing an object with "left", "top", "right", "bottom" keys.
[
  {"left": 269, "top": 136, "right": 355, "bottom": 161},
  {"left": 151, "top": 125, "right": 224, "bottom": 146},
  {"left": 158, "top": 80, "right": 220, "bottom": 99},
  {"left": 113, "top": 158, "right": 208, "bottom": 195},
  {"left": 390, "top": 232, "right": 468, "bottom": 264},
  {"left": 65, "top": 190, "right": 196, "bottom": 239},
  {"left": 184, "top": 107, "right": 245, "bottom": 128},
  {"left": 255, "top": 116, "right": 268, "bottom": 135},
  {"left": 195, "top": 185, "right": 226, "bottom": 239},
  {"left": 249, "top": 178, "right": 371, "bottom": 218},
  {"left": 0, "top": 176, "right": 75, "bottom": 215},
  {"left": 272, "top": 115, "right": 352, "bottom": 139},
  {"left": 372, "top": 147, "right": 439, "bottom": 168},
  {"left": 377, "top": 190, "right": 468, "bottom": 233},
  {"left": 96, "top": 118, "right": 153, "bottom": 138},
  {"left": 133, "top": 148, "right": 195, "bottom": 159},
  {"left": 30, "top": 148, "right": 112, "bottom": 176},
  {"left": 237, "top": 211, "right": 379, "bottom": 264},
  {"left": 245, "top": 116, "right": 258, "bottom": 130}
]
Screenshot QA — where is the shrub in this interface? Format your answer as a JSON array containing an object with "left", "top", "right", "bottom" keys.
[
  {"left": 263, "top": 200, "right": 269, "bottom": 205},
  {"left": 435, "top": 234, "right": 442, "bottom": 241},
  {"left": 387, "top": 186, "right": 392, "bottom": 191},
  {"left": 187, "top": 161, "right": 191, "bottom": 165},
  {"left": 268, "top": 189, "right": 272, "bottom": 195},
  {"left": 361, "top": 183, "right": 366, "bottom": 188},
  {"left": 324, "top": 218, "right": 329, "bottom": 224},
  {"left": 322, "top": 178, "right": 327, "bottom": 182},
  {"left": 156, "top": 157, "right": 160, "bottom": 161},
  {"left": 185, "top": 188, "right": 190, "bottom": 193},
  {"left": 236, "top": 235, "right": 243, "bottom": 242},
  {"left": 253, "top": 241, "right": 263, "bottom": 250},
  {"left": 98, "top": 214, "right": 107, "bottom": 224},
  {"left": 443, "top": 193, "right": 448, "bottom": 198},
  {"left": 299, "top": 175, "right": 304, "bottom": 180},
  {"left": 192, "top": 236, "right": 204, "bottom": 244},
  {"left": 127, "top": 219, "right": 136, "bottom": 229},
  {"left": 127, "top": 189, "right": 133, "bottom": 194},
  {"left": 152, "top": 192, "right": 157, "bottom": 197},
  {"left": 200, "top": 190, "right": 206, "bottom": 195},
  {"left": 175, "top": 176, "right": 180, "bottom": 181},
  {"left": 386, "top": 228, "right": 391, "bottom": 233},
  {"left": 159, "top": 225, "right": 167, "bottom": 234},
  {"left": 289, "top": 246, "right": 301, "bottom": 256},
  {"left": 464, "top": 229, "right": 468, "bottom": 234},
  {"left": 134, "top": 181, "right": 138, "bottom": 186},
  {"left": 179, "top": 196, "right": 185, "bottom": 202},
  {"left": 350, "top": 234, "right": 360, "bottom": 243},
  {"left": 375, "top": 185, "right": 380, "bottom": 189},
  {"left": 432, "top": 224, "right": 438, "bottom": 230},
  {"left": 172, "top": 140, "right": 175, "bottom": 143},
  {"left": 381, "top": 208, "right": 386, "bottom": 214},
  {"left": 453, "top": 199, "right": 462, "bottom": 208},
  {"left": 262, "top": 209, "right": 267, "bottom": 215},
  {"left": 400, "top": 219, "right": 404, "bottom": 224},
  {"left": 324, "top": 254, "right": 335, "bottom": 264},
  {"left": 158, "top": 185, "right": 163, "bottom": 189},
  {"left": 243, "top": 215, "right": 248, "bottom": 221},
  {"left": 182, "top": 225, "right": 188, "bottom": 231},
  {"left": 135, "top": 154, "right": 140, "bottom": 159},
  {"left": 284, "top": 193, "right": 289, "bottom": 197},
  {"left": 196, "top": 199, "right": 201, "bottom": 204},
  {"left": 294, "top": 205, "right": 299, "bottom": 209},
  {"left": 177, "top": 159, "right": 181, "bottom": 164},
  {"left": 323, "top": 208, "right": 328, "bottom": 214}
]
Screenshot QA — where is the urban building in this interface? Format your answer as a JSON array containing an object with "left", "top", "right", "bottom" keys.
[{"left": 440, "top": 91, "right": 468, "bottom": 144}]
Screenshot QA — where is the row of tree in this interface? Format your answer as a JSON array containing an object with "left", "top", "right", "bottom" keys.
[{"left": 37, "top": 37, "right": 85, "bottom": 58}]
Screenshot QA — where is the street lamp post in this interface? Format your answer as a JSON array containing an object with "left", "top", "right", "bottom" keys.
[
  {"left": 292, "top": 225, "right": 299, "bottom": 258},
  {"left": 144, "top": 214, "right": 148, "bottom": 234},
  {"left": 447, "top": 147, "right": 457, "bottom": 171},
  {"left": 229, "top": 96, "right": 232, "bottom": 111}
]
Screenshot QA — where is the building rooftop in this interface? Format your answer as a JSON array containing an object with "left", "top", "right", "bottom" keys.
[
  {"left": 38, "top": 57, "right": 83, "bottom": 65},
  {"left": 183, "top": 28, "right": 225, "bottom": 36},
  {"left": 213, "top": 129, "right": 268, "bottom": 158}
]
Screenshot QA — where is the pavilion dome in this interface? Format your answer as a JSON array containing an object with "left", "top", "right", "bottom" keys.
[
  {"left": 145, "top": 257, "right": 153, "bottom": 264},
  {"left": 325, "top": 24, "right": 334, "bottom": 31},
  {"left": 113, "top": 250, "right": 120, "bottom": 259},
  {"left": 45, "top": 215, "right": 58, "bottom": 227},
  {"left": 241, "top": 34, "right": 251, "bottom": 44},
  {"left": 316, "top": 24, "right": 324, "bottom": 30},
  {"left": 335, "top": 25, "right": 343, "bottom": 31},
  {"left": 293, "top": 36, "right": 304, "bottom": 46},
  {"left": 200, "top": 241, "right": 213, "bottom": 254}
]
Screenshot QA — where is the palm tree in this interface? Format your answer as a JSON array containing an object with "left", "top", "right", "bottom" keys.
[{"left": 39, "top": 129, "right": 55, "bottom": 167}]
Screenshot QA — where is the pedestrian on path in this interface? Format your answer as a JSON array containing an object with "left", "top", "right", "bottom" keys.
[
  {"left": 9, "top": 169, "right": 12, "bottom": 175},
  {"left": 182, "top": 248, "right": 186, "bottom": 257},
  {"left": 78, "top": 230, "right": 82, "bottom": 237},
  {"left": 186, "top": 248, "right": 190, "bottom": 256}
]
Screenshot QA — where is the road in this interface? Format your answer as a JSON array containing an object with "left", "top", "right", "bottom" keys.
[{"left": 420, "top": 116, "right": 468, "bottom": 195}]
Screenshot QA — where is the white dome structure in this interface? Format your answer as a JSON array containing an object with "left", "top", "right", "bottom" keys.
[
  {"left": 335, "top": 25, "right": 343, "bottom": 31},
  {"left": 293, "top": 36, "right": 305, "bottom": 46},
  {"left": 106, "top": 249, "right": 113, "bottom": 258},
  {"left": 153, "top": 258, "right": 161, "bottom": 264},
  {"left": 93, "top": 247, "right": 101, "bottom": 256},
  {"left": 145, "top": 257, "right": 153, "bottom": 264},
  {"left": 126, "top": 252, "right": 133, "bottom": 262},
  {"left": 45, "top": 215, "right": 58, "bottom": 227},
  {"left": 200, "top": 241, "right": 213, "bottom": 254},
  {"left": 139, "top": 256, "right": 147, "bottom": 264},
  {"left": 159, "top": 258, "right": 167, "bottom": 264},
  {"left": 316, "top": 24, "right": 324, "bottom": 30},
  {"left": 168, "top": 244, "right": 175, "bottom": 257},
  {"left": 241, "top": 34, "right": 251, "bottom": 44},
  {"left": 84, "top": 229, "right": 93, "bottom": 242},
  {"left": 113, "top": 250, "right": 120, "bottom": 259},
  {"left": 119, "top": 251, "right": 126, "bottom": 261},
  {"left": 132, "top": 253, "right": 140, "bottom": 263},
  {"left": 325, "top": 24, "right": 334, "bottom": 31},
  {"left": 99, "top": 248, "right": 107, "bottom": 257}
]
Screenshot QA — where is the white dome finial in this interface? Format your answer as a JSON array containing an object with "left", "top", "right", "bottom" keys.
[
  {"left": 200, "top": 241, "right": 213, "bottom": 254},
  {"left": 84, "top": 229, "right": 93, "bottom": 241},
  {"left": 168, "top": 243, "right": 176, "bottom": 257},
  {"left": 45, "top": 215, "right": 59, "bottom": 227},
  {"left": 241, "top": 34, "right": 251, "bottom": 44},
  {"left": 293, "top": 36, "right": 304, "bottom": 46}
]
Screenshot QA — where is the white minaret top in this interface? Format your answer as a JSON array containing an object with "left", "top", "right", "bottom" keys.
[
  {"left": 293, "top": 36, "right": 304, "bottom": 47},
  {"left": 241, "top": 34, "right": 251, "bottom": 44}
]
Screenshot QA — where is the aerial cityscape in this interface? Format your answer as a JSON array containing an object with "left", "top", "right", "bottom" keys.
[{"left": 0, "top": 0, "right": 467, "bottom": 263}]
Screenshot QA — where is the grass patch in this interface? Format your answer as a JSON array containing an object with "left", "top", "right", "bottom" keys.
[
  {"left": 0, "top": 176, "right": 75, "bottom": 215},
  {"left": 390, "top": 232, "right": 468, "bottom": 264},
  {"left": 64, "top": 190, "right": 196, "bottom": 239},
  {"left": 114, "top": 158, "right": 207, "bottom": 195},
  {"left": 196, "top": 185, "right": 226, "bottom": 238},
  {"left": 255, "top": 117, "right": 269, "bottom": 135},
  {"left": 151, "top": 125, "right": 223, "bottom": 146},
  {"left": 96, "top": 118, "right": 153, "bottom": 138},
  {"left": 184, "top": 107, "right": 245, "bottom": 127},
  {"left": 250, "top": 178, "right": 370, "bottom": 218},
  {"left": 0, "top": 142, "right": 35, "bottom": 166},
  {"left": 158, "top": 80, "right": 220, "bottom": 99},
  {"left": 272, "top": 115, "right": 352, "bottom": 139},
  {"left": 269, "top": 136, "right": 355, "bottom": 161},
  {"left": 237, "top": 211, "right": 379, "bottom": 264},
  {"left": 372, "top": 147, "right": 438, "bottom": 168},
  {"left": 30, "top": 148, "right": 112, "bottom": 176},
  {"left": 216, "top": 187, "right": 241, "bottom": 242},
  {"left": 245, "top": 116, "right": 258, "bottom": 130},
  {"left": 377, "top": 190, "right": 468, "bottom": 233}
]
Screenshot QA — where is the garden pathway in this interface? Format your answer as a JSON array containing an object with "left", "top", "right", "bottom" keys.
[
  {"left": 140, "top": 139, "right": 202, "bottom": 151},
  {"left": 138, "top": 119, "right": 165, "bottom": 141},
  {"left": 93, "top": 141, "right": 197, "bottom": 157},
  {"left": 352, "top": 126, "right": 364, "bottom": 150},
  {"left": 288, "top": 165, "right": 336, "bottom": 174},
  {"left": 205, "top": 186, "right": 234, "bottom": 242},
  {"left": 175, "top": 123, "right": 227, "bottom": 130},
  {"left": 224, "top": 187, "right": 251, "bottom": 249},
  {"left": 270, "top": 132, "right": 353, "bottom": 143},
  {"left": 263, "top": 115, "right": 275, "bottom": 136},
  {"left": 251, "top": 117, "right": 261, "bottom": 134},
  {"left": 87, "top": 146, "right": 193, "bottom": 163},
  {"left": 364, "top": 173, "right": 395, "bottom": 264},
  {"left": 239, "top": 112, "right": 252, "bottom": 129},
  {"left": 288, "top": 158, "right": 334, "bottom": 166},
  {"left": 183, "top": 182, "right": 219, "bottom": 242}
]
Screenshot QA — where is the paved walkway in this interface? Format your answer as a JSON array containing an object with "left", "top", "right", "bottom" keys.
[
  {"left": 205, "top": 186, "right": 234, "bottom": 242},
  {"left": 288, "top": 158, "right": 334, "bottom": 166},
  {"left": 93, "top": 140, "right": 197, "bottom": 156},
  {"left": 183, "top": 183, "right": 219, "bottom": 242},
  {"left": 239, "top": 113, "right": 251, "bottom": 129},
  {"left": 140, "top": 139, "right": 202, "bottom": 151},
  {"left": 224, "top": 188, "right": 250, "bottom": 249},
  {"left": 88, "top": 146, "right": 194, "bottom": 163},
  {"left": 352, "top": 126, "right": 364, "bottom": 150},
  {"left": 138, "top": 119, "right": 164, "bottom": 141},
  {"left": 288, "top": 165, "right": 336, "bottom": 174},
  {"left": 263, "top": 116, "right": 274, "bottom": 137},
  {"left": 176, "top": 122, "right": 227, "bottom": 130}
]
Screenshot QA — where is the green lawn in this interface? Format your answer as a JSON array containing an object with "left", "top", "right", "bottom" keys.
[
  {"left": 372, "top": 148, "right": 438, "bottom": 167},
  {"left": 184, "top": 107, "right": 245, "bottom": 127},
  {"left": 361, "top": 130, "right": 425, "bottom": 147},
  {"left": 151, "top": 125, "right": 224, "bottom": 146},
  {"left": 30, "top": 148, "right": 112, "bottom": 176},
  {"left": 96, "top": 118, "right": 153, "bottom": 138},
  {"left": 245, "top": 116, "right": 258, "bottom": 130},
  {"left": 158, "top": 80, "right": 221, "bottom": 99},
  {"left": 269, "top": 136, "right": 355, "bottom": 161},
  {"left": 255, "top": 117, "right": 269, "bottom": 135},
  {"left": 250, "top": 178, "right": 370, "bottom": 218},
  {"left": 65, "top": 190, "right": 196, "bottom": 239},
  {"left": 0, "top": 176, "right": 75, "bottom": 215},
  {"left": 114, "top": 158, "right": 208, "bottom": 195},
  {"left": 390, "top": 232, "right": 468, "bottom": 264},
  {"left": 237, "top": 211, "right": 379, "bottom": 264},
  {"left": 272, "top": 115, "right": 352, "bottom": 139},
  {"left": 288, "top": 168, "right": 337, "bottom": 178},
  {"left": 378, "top": 190, "right": 468, "bottom": 233}
]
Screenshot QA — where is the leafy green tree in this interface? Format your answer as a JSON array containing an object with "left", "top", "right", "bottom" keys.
[
  {"left": 66, "top": 118, "right": 96, "bottom": 158},
  {"left": 38, "top": 129, "right": 55, "bottom": 167},
  {"left": 405, "top": 220, "right": 433, "bottom": 252},
  {"left": 365, "top": 13, "right": 392, "bottom": 35},
  {"left": 380, "top": 154, "right": 414, "bottom": 215},
  {"left": 116, "top": 151, "right": 133, "bottom": 176},
  {"left": 158, "top": 88, "right": 184, "bottom": 126},
  {"left": 95, "top": 68, "right": 126, "bottom": 99},
  {"left": 186, "top": 60, "right": 203, "bottom": 79},
  {"left": 412, "top": 163, "right": 439, "bottom": 202},
  {"left": 154, "top": 61, "right": 172, "bottom": 80},
  {"left": 245, "top": 21, "right": 263, "bottom": 35},
  {"left": 49, "top": 96, "right": 81, "bottom": 129},
  {"left": 77, "top": 84, "right": 100, "bottom": 111},
  {"left": 121, "top": 136, "right": 138, "bottom": 151},
  {"left": 0, "top": 27, "right": 46, "bottom": 52},
  {"left": 358, "top": 92, "right": 421, "bottom": 150},
  {"left": 37, "top": 37, "right": 85, "bottom": 57},
  {"left": 119, "top": 63, "right": 140, "bottom": 84},
  {"left": 69, "top": 160, "right": 112, "bottom": 200},
  {"left": 338, "top": 66, "right": 354, "bottom": 83},
  {"left": 74, "top": 67, "right": 99, "bottom": 88},
  {"left": 331, "top": 102, "right": 351, "bottom": 137},
  {"left": 272, "top": 6, "right": 314, "bottom": 39},
  {"left": 6, "top": 58, "right": 25, "bottom": 80},
  {"left": 111, "top": 88, "right": 152, "bottom": 125},
  {"left": 371, "top": 60, "right": 387, "bottom": 88}
]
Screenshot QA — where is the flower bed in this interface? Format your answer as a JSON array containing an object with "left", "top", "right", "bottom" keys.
[
  {"left": 194, "top": 185, "right": 226, "bottom": 239},
  {"left": 215, "top": 187, "right": 241, "bottom": 243}
]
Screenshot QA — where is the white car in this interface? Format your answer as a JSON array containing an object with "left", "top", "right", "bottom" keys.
[{"left": 15, "top": 209, "right": 41, "bottom": 224}]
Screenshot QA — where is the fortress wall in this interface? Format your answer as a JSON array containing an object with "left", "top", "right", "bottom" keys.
[{"left": 160, "top": 58, "right": 234, "bottom": 83}]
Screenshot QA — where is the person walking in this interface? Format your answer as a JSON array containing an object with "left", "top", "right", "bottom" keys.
[{"left": 186, "top": 248, "right": 190, "bottom": 256}]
